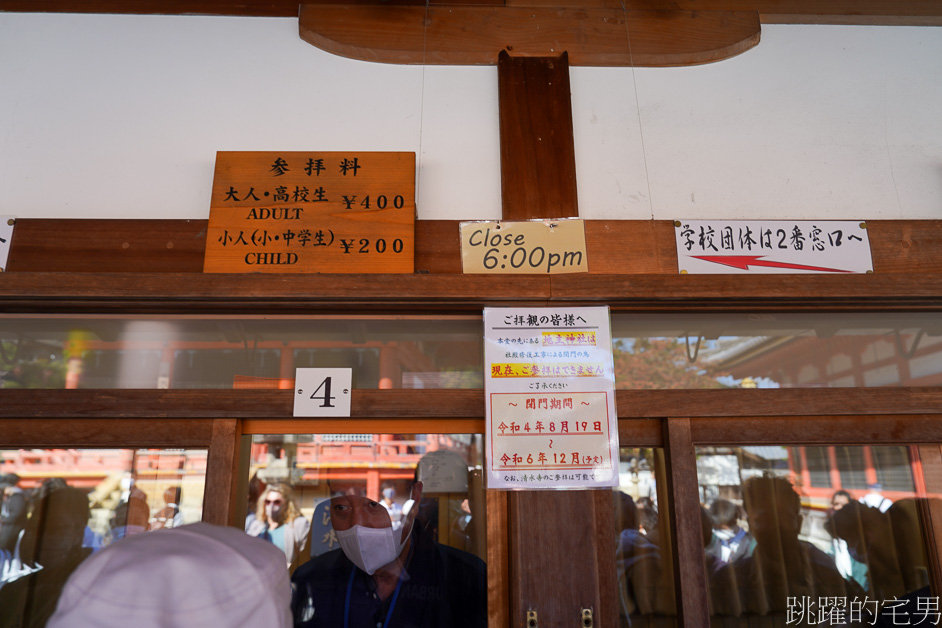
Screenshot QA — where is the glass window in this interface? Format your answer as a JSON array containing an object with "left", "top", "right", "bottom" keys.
[
  {"left": 242, "top": 433, "right": 487, "bottom": 626},
  {"left": 696, "top": 445, "right": 934, "bottom": 626},
  {"left": 614, "top": 447, "right": 677, "bottom": 625},
  {"left": 0, "top": 447, "right": 207, "bottom": 625},
  {"left": 0, "top": 315, "right": 484, "bottom": 390},
  {"left": 611, "top": 312, "right": 942, "bottom": 389}
]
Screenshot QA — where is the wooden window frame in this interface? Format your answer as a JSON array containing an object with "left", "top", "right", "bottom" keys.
[{"left": 2, "top": 271, "right": 942, "bottom": 627}]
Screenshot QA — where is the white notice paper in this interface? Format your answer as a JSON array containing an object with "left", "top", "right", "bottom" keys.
[{"left": 484, "top": 307, "right": 619, "bottom": 490}]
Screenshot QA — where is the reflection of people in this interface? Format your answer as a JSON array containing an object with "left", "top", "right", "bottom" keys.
[
  {"left": 246, "top": 483, "right": 311, "bottom": 572},
  {"left": 705, "top": 498, "right": 754, "bottom": 567},
  {"left": 710, "top": 476, "right": 862, "bottom": 618},
  {"left": 0, "top": 483, "right": 92, "bottom": 628},
  {"left": 614, "top": 491, "right": 671, "bottom": 620},
  {"left": 860, "top": 482, "right": 893, "bottom": 512},
  {"left": 149, "top": 486, "right": 184, "bottom": 530},
  {"left": 108, "top": 487, "right": 151, "bottom": 544},
  {"left": 0, "top": 473, "right": 27, "bottom": 553},
  {"left": 826, "top": 498, "right": 930, "bottom": 602},
  {"left": 47, "top": 522, "right": 292, "bottom": 627},
  {"left": 380, "top": 486, "right": 403, "bottom": 530},
  {"left": 826, "top": 490, "right": 868, "bottom": 590},
  {"left": 291, "top": 476, "right": 486, "bottom": 628}
]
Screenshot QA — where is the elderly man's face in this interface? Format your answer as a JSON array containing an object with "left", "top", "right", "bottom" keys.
[{"left": 329, "top": 481, "right": 393, "bottom": 532}]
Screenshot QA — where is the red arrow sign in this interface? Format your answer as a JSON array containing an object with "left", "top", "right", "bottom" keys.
[{"left": 691, "top": 255, "right": 854, "bottom": 273}]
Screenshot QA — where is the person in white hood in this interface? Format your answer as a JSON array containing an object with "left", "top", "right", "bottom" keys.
[{"left": 47, "top": 522, "right": 292, "bottom": 628}]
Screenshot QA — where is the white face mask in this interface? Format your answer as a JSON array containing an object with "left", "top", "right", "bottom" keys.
[{"left": 336, "top": 498, "right": 416, "bottom": 575}]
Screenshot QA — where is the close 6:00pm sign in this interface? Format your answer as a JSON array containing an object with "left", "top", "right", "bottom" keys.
[{"left": 459, "top": 219, "right": 588, "bottom": 275}]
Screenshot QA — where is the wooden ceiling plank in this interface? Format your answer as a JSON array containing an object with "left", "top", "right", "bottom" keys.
[
  {"left": 0, "top": 0, "right": 300, "bottom": 16},
  {"left": 642, "top": 0, "right": 942, "bottom": 26}
]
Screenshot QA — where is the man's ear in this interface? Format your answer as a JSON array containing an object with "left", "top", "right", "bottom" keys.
[{"left": 411, "top": 481, "right": 424, "bottom": 504}]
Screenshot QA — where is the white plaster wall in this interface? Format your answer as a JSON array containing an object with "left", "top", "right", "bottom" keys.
[{"left": 1, "top": 13, "right": 940, "bottom": 221}]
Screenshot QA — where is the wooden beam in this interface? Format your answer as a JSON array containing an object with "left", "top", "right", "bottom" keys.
[
  {"left": 644, "top": 0, "right": 942, "bottom": 26},
  {"left": 299, "top": 5, "right": 761, "bottom": 67},
  {"left": 4, "top": 389, "right": 942, "bottom": 428},
  {"left": 509, "top": 490, "right": 612, "bottom": 626},
  {"left": 7, "top": 219, "right": 941, "bottom": 275},
  {"left": 498, "top": 52, "right": 578, "bottom": 220},
  {"left": 202, "top": 418, "right": 241, "bottom": 525},
  {"left": 3, "top": 0, "right": 940, "bottom": 25},
  {"left": 663, "top": 418, "right": 710, "bottom": 627},
  {"left": 0, "top": 0, "right": 300, "bottom": 15},
  {"left": 2, "top": 271, "right": 942, "bottom": 313}
]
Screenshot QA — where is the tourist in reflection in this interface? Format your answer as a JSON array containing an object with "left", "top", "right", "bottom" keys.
[
  {"left": 710, "top": 476, "right": 862, "bottom": 619},
  {"left": 860, "top": 482, "right": 893, "bottom": 512},
  {"left": 826, "top": 490, "right": 869, "bottom": 591},
  {"left": 247, "top": 483, "right": 311, "bottom": 572},
  {"left": 149, "top": 486, "right": 184, "bottom": 530},
  {"left": 614, "top": 491, "right": 671, "bottom": 620},
  {"left": 826, "top": 497, "right": 930, "bottom": 603},
  {"left": 705, "top": 498, "right": 754, "bottom": 568},
  {"left": 0, "top": 482, "right": 92, "bottom": 628},
  {"left": 0, "top": 473, "right": 27, "bottom": 554},
  {"left": 291, "top": 475, "right": 486, "bottom": 628},
  {"left": 107, "top": 486, "right": 151, "bottom": 544},
  {"left": 47, "top": 522, "right": 292, "bottom": 627},
  {"left": 380, "top": 486, "right": 403, "bottom": 531}
]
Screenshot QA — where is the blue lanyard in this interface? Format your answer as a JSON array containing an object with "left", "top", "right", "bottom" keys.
[{"left": 344, "top": 566, "right": 405, "bottom": 628}]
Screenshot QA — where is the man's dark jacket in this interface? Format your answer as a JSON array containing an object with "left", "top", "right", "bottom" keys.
[{"left": 291, "top": 527, "right": 486, "bottom": 628}]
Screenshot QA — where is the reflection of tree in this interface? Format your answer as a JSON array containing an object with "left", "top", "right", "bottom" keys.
[
  {"left": 0, "top": 341, "right": 67, "bottom": 389},
  {"left": 614, "top": 339, "right": 729, "bottom": 389}
]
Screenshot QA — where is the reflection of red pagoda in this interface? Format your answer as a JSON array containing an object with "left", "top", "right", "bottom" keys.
[
  {"left": 704, "top": 332, "right": 942, "bottom": 388},
  {"left": 0, "top": 449, "right": 207, "bottom": 490},
  {"left": 249, "top": 434, "right": 474, "bottom": 501}
]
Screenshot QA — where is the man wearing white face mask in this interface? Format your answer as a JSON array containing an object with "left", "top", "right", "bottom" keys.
[{"left": 291, "top": 477, "right": 486, "bottom": 628}]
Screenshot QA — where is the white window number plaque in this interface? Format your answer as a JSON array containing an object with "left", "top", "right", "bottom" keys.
[{"left": 293, "top": 368, "right": 353, "bottom": 417}]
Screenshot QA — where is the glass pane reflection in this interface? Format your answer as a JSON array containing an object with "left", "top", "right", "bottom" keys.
[
  {"left": 245, "top": 434, "right": 488, "bottom": 627},
  {"left": 612, "top": 312, "right": 942, "bottom": 389},
  {"left": 244, "top": 433, "right": 487, "bottom": 568},
  {"left": 0, "top": 448, "right": 207, "bottom": 626},
  {"left": 615, "top": 447, "right": 677, "bottom": 626},
  {"left": 697, "top": 445, "right": 935, "bottom": 626},
  {"left": 0, "top": 316, "right": 484, "bottom": 390}
]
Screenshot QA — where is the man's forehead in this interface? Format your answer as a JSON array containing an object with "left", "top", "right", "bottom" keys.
[{"left": 328, "top": 480, "right": 370, "bottom": 497}]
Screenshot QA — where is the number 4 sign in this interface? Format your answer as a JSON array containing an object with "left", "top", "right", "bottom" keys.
[{"left": 293, "top": 368, "right": 353, "bottom": 417}]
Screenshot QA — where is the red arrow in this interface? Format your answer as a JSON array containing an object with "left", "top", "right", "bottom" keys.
[{"left": 691, "top": 255, "right": 854, "bottom": 273}]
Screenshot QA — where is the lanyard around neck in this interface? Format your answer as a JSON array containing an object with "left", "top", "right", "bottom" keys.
[{"left": 344, "top": 564, "right": 405, "bottom": 628}]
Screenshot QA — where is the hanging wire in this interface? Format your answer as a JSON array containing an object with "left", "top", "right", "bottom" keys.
[
  {"left": 685, "top": 334, "right": 703, "bottom": 363},
  {"left": 620, "top": 0, "right": 655, "bottom": 221},
  {"left": 894, "top": 329, "right": 925, "bottom": 360}
]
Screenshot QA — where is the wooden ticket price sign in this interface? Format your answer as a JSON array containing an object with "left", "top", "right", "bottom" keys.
[{"left": 203, "top": 151, "right": 415, "bottom": 273}]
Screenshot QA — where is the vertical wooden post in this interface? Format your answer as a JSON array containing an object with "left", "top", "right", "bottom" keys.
[
  {"left": 664, "top": 418, "right": 710, "bottom": 627},
  {"left": 202, "top": 418, "right": 242, "bottom": 526},
  {"left": 499, "top": 49, "right": 617, "bottom": 627},
  {"left": 509, "top": 490, "right": 617, "bottom": 627},
  {"left": 498, "top": 51, "right": 579, "bottom": 221}
]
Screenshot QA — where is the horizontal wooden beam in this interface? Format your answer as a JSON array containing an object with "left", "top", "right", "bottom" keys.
[
  {"left": 3, "top": 0, "right": 938, "bottom": 25},
  {"left": 7, "top": 219, "right": 941, "bottom": 275},
  {"left": 650, "top": 0, "right": 942, "bottom": 26},
  {"left": 688, "top": 414, "right": 942, "bottom": 444},
  {"left": 299, "top": 5, "right": 761, "bottom": 66},
  {"left": 1, "top": 271, "right": 941, "bottom": 313},
  {"left": 2, "top": 387, "right": 941, "bottom": 422},
  {"left": 0, "top": 0, "right": 300, "bottom": 16}
]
